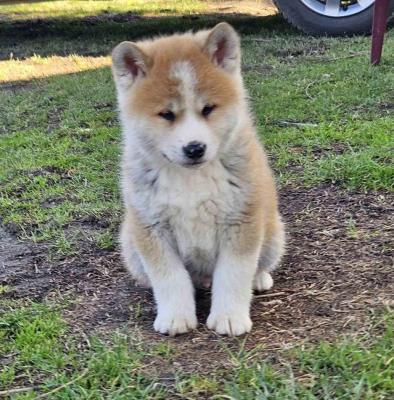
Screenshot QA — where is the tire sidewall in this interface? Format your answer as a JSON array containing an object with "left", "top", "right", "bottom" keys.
[{"left": 275, "top": 0, "right": 382, "bottom": 35}]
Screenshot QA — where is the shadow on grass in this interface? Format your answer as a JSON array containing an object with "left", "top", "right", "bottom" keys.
[
  {"left": 0, "top": 0, "right": 53, "bottom": 4},
  {"left": 1, "top": 12, "right": 295, "bottom": 60}
]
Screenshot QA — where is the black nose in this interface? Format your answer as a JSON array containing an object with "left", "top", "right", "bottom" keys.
[{"left": 183, "top": 141, "right": 206, "bottom": 160}]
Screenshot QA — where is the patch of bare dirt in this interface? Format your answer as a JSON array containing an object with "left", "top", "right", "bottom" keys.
[
  {"left": 242, "top": 63, "right": 274, "bottom": 75},
  {"left": 0, "top": 225, "right": 45, "bottom": 294},
  {"left": 378, "top": 101, "right": 394, "bottom": 112},
  {"left": 0, "top": 81, "right": 32, "bottom": 92},
  {"left": 80, "top": 12, "right": 142, "bottom": 25},
  {"left": 274, "top": 42, "right": 329, "bottom": 59},
  {"left": 1, "top": 185, "right": 393, "bottom": 373},
  {"left": 46, "top": 105, "right": 65, "bottom": 132},
  {"left": 288, "top": 142, "right": 348, "bottom": 159}
]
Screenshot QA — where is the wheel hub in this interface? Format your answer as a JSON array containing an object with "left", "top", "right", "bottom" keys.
[{"left": 300, "top": 0, "right": 374, "bottom": 17}]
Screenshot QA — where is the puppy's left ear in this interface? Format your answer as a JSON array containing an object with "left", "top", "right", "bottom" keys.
[{"left": 203, "top": 22, "right": 240, "bottom": 73}]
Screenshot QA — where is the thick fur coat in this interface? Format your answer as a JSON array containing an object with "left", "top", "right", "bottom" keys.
[{"left": 112, "top": 23, "right": 285, "bottom": 336}]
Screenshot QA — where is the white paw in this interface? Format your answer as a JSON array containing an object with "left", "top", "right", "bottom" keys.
[
  {"left": 154, "top": 312, "right": 198, "bottom": 336},
  {"left": 206, "top": 312, "right": 252, "bottom": 336},
  {"left": 253, "top": 270, "right": 273, "bottom": 292}
]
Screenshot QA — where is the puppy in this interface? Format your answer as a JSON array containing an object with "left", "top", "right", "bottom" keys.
[{"left": 112, "top": 23, "right": 285, "bottom": 336}]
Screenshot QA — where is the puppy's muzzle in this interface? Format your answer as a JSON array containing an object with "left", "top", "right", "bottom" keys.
[{"left": 183, "top": 141, "right": 206, "bottom": 161}]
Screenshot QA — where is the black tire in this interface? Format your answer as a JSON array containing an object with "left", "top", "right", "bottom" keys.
[{"left": 273, "top": 0, "right": 394, "bottom": 36}]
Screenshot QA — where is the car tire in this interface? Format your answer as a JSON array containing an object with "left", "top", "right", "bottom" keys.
[{"left": 273, "top": 0, "right": 394, "bottom": 36}]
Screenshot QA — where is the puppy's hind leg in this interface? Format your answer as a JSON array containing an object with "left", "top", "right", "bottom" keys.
[
  {"left": 120, "top": 213, "right": 150, "bottom": 288},
  {"left": 253, "top": 216, "right": 285, "bottom": 292}
]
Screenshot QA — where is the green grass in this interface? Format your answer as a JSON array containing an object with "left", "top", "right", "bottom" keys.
[
  {"left": 0, "top": 3, "right": 393, "bottom": 398},
  {"left": 243, "top": 34, "right": 394, "bottom": 190},
  {"left": 1, "top": 300, "right": 393, "bottom": 399},
  {"left": 0, "top": 66, "right": 120, "bottom": 245},
  {"left": 0, "top": 301, "right": 166, "bottom": 399},
  {"left": 1, "top": 26, "right": 393, "bottom": 246},
  {"left": 0, "top": 2, "right": 281, "bottom": 61},
  {"left": 260, "top": 118, "right": 394, "bottom": 189},
  {"left": 221, "top": 313, "right": 394, "bottom": 399},
  {"left": 0, "top": 0, "right": 207, "bottom": 20}
]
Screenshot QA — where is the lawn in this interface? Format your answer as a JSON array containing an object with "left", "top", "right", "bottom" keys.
[{"left": 0, "top": 1, "right": 393, "bottom": 399}]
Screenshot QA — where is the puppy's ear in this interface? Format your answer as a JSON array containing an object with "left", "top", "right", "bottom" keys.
[
  {"left": 203, "top": 22, "right": 240, "bottom": 73},
  {"left": 112, "top": 41, "right": 151, "bottom": 89}
]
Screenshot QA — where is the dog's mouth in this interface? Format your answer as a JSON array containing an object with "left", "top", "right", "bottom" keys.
[
  {"left": 182, "top": 160, "right": 206, "bottom": 168},
  {"left": 162, "top": 152, "right": 207, "bottom": 169}
]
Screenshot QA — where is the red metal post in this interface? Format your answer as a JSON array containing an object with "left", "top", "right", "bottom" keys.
[{"left": 371, "top": 0, "right": 391, "bottom": 65}]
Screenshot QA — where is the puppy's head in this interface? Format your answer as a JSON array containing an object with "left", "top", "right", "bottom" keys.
[{"left": 112, "top": 23, "right": 244, "bottom": 168}]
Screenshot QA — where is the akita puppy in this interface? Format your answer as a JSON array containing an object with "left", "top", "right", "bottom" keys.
[{"left": 112, "top": 23, "right": 285, "bottom": 336}]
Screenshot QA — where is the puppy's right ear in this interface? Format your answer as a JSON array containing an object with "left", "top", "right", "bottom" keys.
[{"left": 112, "top": 41, "right": 151, "bottom": 89}]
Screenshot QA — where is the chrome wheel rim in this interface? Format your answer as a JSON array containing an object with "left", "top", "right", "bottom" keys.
[{"left": 300, "top": 0, "right": 374, "bottom": 17}]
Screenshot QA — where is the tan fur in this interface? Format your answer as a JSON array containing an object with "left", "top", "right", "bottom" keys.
[
  {"left": 112, "top": 23, "right": 285, "bottom": 336},
  {"left": 126, "top": 39, "right": 241, "bottom": 119}
]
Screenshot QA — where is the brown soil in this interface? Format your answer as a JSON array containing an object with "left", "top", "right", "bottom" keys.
[
  {"left": 0, "top": 81, "right": 33, "bottom": 91},
  {"left": 274, "top": 42, "right": 329, "bottom": 59},
  {"left": 1, "top": 184, "right": 393, "bottom": 372}
]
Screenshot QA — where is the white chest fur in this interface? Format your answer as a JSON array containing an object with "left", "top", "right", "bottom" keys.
[{"left": 128, "top": 160, "right": 246, "bottom": 273}]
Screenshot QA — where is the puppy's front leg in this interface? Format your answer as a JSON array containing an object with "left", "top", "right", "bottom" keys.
[
  {"left": 207, "top": 227, "right": 261, "bottom": 336},
  {"left": 150, "top": 259, "right": 197, "bottom": 336},
  {"left": 145, "top": 245, "right": 197, "bottom": 336},
  {"left": 131, "top": 216, "right": 197, "bottom": 336}
]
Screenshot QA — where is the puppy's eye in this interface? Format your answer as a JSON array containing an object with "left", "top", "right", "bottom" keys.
[
  {"left": 202, "top": 104, "right": 216, "bottom": 118},
  {"left": 158, "top": 110, "right": 176, "bottom": 122}
]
